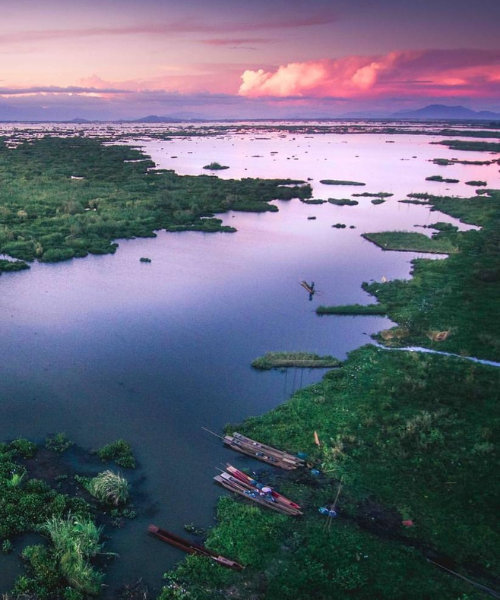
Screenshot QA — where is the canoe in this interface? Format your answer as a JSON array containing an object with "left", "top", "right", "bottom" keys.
[
  {"left": 226, "top": 464, "right": 301, "bottom": 510},
  {"left": 215, "top": 473, "right": 302, "bottom": 516},
  {"left": 224, "top": 433, "right": 305, "bottom": 470},
  {"left": 148, "top": 524, "right": 244, "bottom": 570}
]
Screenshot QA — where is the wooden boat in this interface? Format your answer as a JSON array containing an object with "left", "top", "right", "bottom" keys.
[
  {"left": 214, "top": 473, "right": 302, "bottom": 516},
  {"left": 300, "top": 280, "right": 315, "bottom": 294},
  {"left": 148, "top": 525, "right": 244, "bottom": 571},
  {"left": 226, "top": 464, "right": 301, "bottom": 510},
  {"left": 223, "top": 432, "right": 305, "bottom": 470}
]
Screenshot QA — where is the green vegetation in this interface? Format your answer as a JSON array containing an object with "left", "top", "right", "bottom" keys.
[
  {"left": 362, "top": 231, "right": 458, "bottom": 254},
  {"left": 46, "top": 433, "right": 74, "bottom": 453},
  {"left": 251, "top": 352, "right": 341, "bottom": 370},
  {"left": 0, "top": 259, "right": 29, "bottom": 273},
  {"left": 41, "top": 514, "right": 104, "bottom": 594},
  {"left": 320, "top": 179, "right": 365, "bottom": 186},
  {"left": 371, "top": 198, "right": 385, "bottom": 205},
  {"left": 332, "top": 223, "right": 347, "bottom": 229},
  {"left": 140, "top": 257, "right": 152, "bottom": 263},
  {"left": 159, "top": 346, "right": 500, "bottom": 600},
  {"left": 316, "top": 304, "right": 387, "bottom": 315},
  {"left": 425, "top": 175, "right": 459, "bottom": 183},
  {"left": 202, "top": 162, "right": 229, "bottom": 171},
  {"left": 95, "top": 439, "right": 136, "bottom": 468},
  {"left": 351, "top": 192, "right": 393, "bottom": 198},
  {"left": 0, "top": 137, "right": 311, "bottom": 265},
  {"left": 436, "top": 139, "right": 500, "bottom": 152},
  {"left": 431, "top": 157, "right": 494, "bottom": 166},
  {"left": 86, "top": 470, "right": 130, "bottom": 506},
  {"left": 465, "top": 180, "right": 487, "bottom": 187},
  {"left": 328, "top": 198, "right": 358, "bottom": 206},
  {"left": 300, "top": 198, "right": 327, "bottom": 204}
]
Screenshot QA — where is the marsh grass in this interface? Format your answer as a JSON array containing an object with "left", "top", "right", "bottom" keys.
[{"left": 87, "top": 470, "right": 130, "bottom": 505}]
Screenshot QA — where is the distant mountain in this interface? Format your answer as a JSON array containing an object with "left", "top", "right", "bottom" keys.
[
  {"left": 391, "top": 104, "right": 500, "bottom": 120},
  {"left": 130, "top": 112, "right": 208, "bottom": 123}
]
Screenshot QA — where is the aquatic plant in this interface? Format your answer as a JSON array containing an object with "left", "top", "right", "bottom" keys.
[
  {"left": 96, "top": 439, "right": 136, "bottom": 468},
  {"left": 320, "top": 179, "right": 365, "bottom": 186},
  {"left": 203, "top": 162, "right": 229, "bottom": 170},
  {"left": 46, "top": 433, "right": 73, "bottom": 453},
  {"left": 328, "top": 198, "right": 358, "bottom": 206},
  {"left": 87, "top": 470, "right": 130, "bottom": 505}
]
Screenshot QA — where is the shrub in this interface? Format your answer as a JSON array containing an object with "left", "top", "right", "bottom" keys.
[{"left": 87, "top": 470, "right": 129, "bottom": 505}]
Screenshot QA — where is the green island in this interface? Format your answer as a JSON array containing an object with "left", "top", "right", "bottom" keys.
[
  {"left": 300, "top": 198, "right": 327, "bottom": 204},
  {"left": 320, "top": 179, "right": 366, "bottom": 186},
  {"left": 431, "top": 157, "right": 495, "bottom": 166},
  {"left": 425, "top": 175, "right": 459, "bottom": 183},
  {"left": 202, "top": 162, "right": 229, "bottom": 171},
  {"left": 361, "top": 231, "right": 459, "bottom": 254},
  {"left": 251, "top": 352, "right": 342, "bottom": 370},
  {"left": 157, "top": 189, "right": 500, "bottom": 600},
  {"left": 436, "top": 139, "right": 500, "bottom": 152},
  {"left": 351, "top": 192, "right": 393, "bottom": 198},
  {"left": 328, "top": 198, "right": 358, "bottom": 206},
  {"left": 465, "top": 180, "right": 487, "bottom": 187},
  {"left": 371, "top": 198, "right": 386, "bottom": 205},
  {"left": 0, "top": 137, "right": 311, "bottom": 272},
  {"left": 316, "top": 303, "right": 388, "bottom": 315}
]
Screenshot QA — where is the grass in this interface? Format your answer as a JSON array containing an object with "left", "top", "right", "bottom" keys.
[
  {"left": 251, "top": 352, "right": 341, "bottom": 370},
  {"left": 351, "top": 192, "right": 393, "bottom": 198},
  {"left": 436, "top": 140, "right": 500, "bottom": 152},
  {"left": 328, "top": 198, "right": 358, "bottom": 206},
  {"left": 320, "top": 179, "right": 366, "bottom": 186},
  {"left": 371, "top": 199, "right": 385, "bottom": 205},
  {"left": 362, "top": 231, "right": 459, "bottom": 254},
  {"left": 0, "top": 137, "right": 311, "bottom": 266},
  {"left": 316, "top": 304, "right": 388, "bottom": 315},
  {"left": 202, "top": 162, "right": 229, "bottom": 171},
  {"left": 465, "top": 180, "right": 487, "bottom": 186},
  {"left": 95, "top": 439, "right": 136, "bottom": 468},
  {"left": 86, "top": 470, "right": 130, "bottom": 505},
  {"left": 425, "top": 175, "right": 459, "bottom": 183},
  {"left": 431, "top": 157, "right": 495, "bottom": 166}
]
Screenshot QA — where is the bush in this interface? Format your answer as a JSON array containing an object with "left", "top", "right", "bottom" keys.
[{"left": 87, "top": 470, "right": 129, "bottom": 505}]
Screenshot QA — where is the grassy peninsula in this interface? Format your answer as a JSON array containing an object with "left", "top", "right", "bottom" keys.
[
  {"left": 361, "top": 231, "right": 459, "bottom": 254},
  {"left": 159, "top": 187, "right": 500, "bottom": 600},
  {"left": 0, "top": 137, "right": 311, "bottom": 267}
]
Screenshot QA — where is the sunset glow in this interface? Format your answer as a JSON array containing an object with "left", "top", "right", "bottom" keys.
[{"left": 1, "top": 0, "right": 499, "bottom": 119}]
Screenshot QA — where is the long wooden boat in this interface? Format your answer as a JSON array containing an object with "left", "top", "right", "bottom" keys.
[
  {"left": 226, "top": 464, "right": 301, "bottom": 510},
  {"left": 215, "top": 473, "right": 302, "bottom": 516},
  {"left": 148, "top": 525, "right": 244, "bottom": 571},
  {"left": 223, "top": 432, "right": 304, "bottom": 470}
]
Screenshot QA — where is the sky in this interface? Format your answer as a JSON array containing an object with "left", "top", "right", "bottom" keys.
[{"left": 1, "top": 0, "right": 500, "bottom": 120}]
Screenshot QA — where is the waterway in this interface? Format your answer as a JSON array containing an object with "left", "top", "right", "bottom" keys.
[{"left": 0, "top": 127, "right": 496, "bottom": 595}]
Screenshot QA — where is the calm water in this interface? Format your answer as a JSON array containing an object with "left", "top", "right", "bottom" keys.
[{"left": 0, "top": 129, "right": 491, "bottom": 594}]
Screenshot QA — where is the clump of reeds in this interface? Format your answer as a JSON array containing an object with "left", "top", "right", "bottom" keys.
[{"left": 87, "top": 470, "right": 129, "bottom": 505}]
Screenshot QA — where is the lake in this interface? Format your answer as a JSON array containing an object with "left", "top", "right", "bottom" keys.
[{"left": 0, "top": 125, "right": 494, "bottom": 594}]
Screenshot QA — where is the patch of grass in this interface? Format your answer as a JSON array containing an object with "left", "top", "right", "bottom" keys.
[
  {"left": 202, "top": 162, "right": 229, "bottom": 170},
  {"left": 328, "top": 198, "right": 358, "bottom": 206},
  {"left": 0, "top": 259, "right": 30, "bottom": 273},
  {"left": 252, "top": 351, "right": 341, "bottom": 370},
  {"left": 425, "top": 175, "right": 459, "bottom": 183},
  {"left": 45, "top": 433, "right": 74, "bottom": 453},
  {"left": 371, "top": 198, "right": 385, "bottom": 205},
  {"left": 95, "top": 439, "right": 136, "bottom": 468},
  {"left": 351, "top": 192, "right": 393, "bottom": 198},
  {"left": 436, "top": 140, "right": 500, "bottom": 152},
  {"left": 320, "top": 179, "right": 366, "bottom": 186},
  {"left": 86, "top": 470, "right": 130, "bottom": 505},
  {"left": 362, "top": 231, "right": 458, "bottom": 254},
  {"left": 316, "top": 304, "right": 387, "bottom": 315},
  {"left": 465, "top": 180, "right": 487, "bottom": 187},
  {"left": 300, "top": 198, "right": 327, "bottom": 204}
]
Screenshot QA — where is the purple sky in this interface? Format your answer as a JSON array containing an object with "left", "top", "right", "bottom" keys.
[{"left": 1, "top": 0, "right": 499, "bottom": 119}]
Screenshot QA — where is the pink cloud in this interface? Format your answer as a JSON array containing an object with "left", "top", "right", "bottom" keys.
[{"left": 239, "top": 49, "right": 500, "bottom": 99}]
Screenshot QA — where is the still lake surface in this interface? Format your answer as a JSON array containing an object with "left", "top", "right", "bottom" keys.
[{"left": 1, "top": 128, "right": 497, "bottom": 593}]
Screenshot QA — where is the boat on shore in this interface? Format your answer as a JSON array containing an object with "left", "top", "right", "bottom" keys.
[
  {"left": 223, "top": 432, "right": 305, "bottom": 470},
  {"left": 148, "top": 525, "right": 244, "bottom": 571},
  {"left": 214, "top": 472, "right": 302, "bottom": 516},
  {"left": 226, "top": 464, "right": 302, "bottom": 511}
]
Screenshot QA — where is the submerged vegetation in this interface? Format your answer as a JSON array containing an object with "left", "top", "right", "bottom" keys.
[
  {"left": 0, "top": 137, "right": 311, "bottom": 267},
  {"left": 251, "top": 352, "right": 341, "bottom": 370}
]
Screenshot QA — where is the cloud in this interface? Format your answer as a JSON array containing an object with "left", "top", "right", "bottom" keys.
[
  {"left": 201, "top": 38, "right": 274, "bottom": 47},
  {"left": 0, "top": 11, "right": 338, "bottom": 46},
  {"left": 239, "top": 49, "right": 500, "bottom": 99}
]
